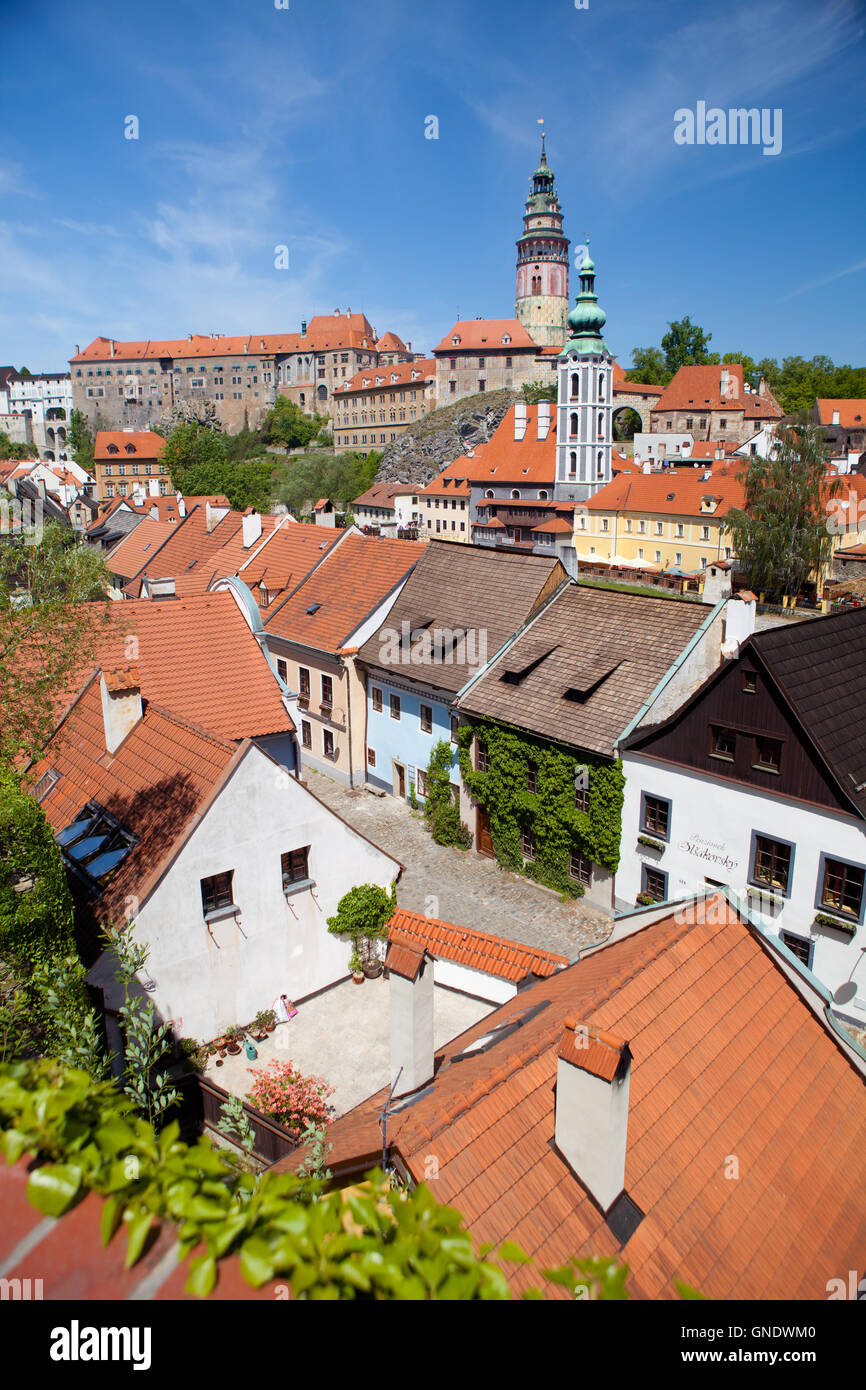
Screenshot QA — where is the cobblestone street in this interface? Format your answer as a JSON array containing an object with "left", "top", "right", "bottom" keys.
[{"left": 307, "top": 770, "right": 613, "bottom": 960}]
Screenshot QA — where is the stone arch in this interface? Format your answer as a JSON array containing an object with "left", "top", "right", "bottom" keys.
[
  {"left": 612, "top": 403, "right": 645, "bottom": 441},
  {"left": 612, "top": 393, "right": 652, "bottom": 433}
]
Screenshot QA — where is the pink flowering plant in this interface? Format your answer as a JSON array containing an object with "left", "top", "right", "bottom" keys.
[{"left": 245, "top": 1060, "right": 334, "bottom": 1133}]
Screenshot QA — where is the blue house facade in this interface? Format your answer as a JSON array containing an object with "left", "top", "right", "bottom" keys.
[{"left": 364, "top": 669, "right": 461, "bottom": 804}]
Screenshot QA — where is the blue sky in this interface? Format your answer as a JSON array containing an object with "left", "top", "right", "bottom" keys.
[{"left": 2, "top": 0, "right": 865, "bottom": 373}]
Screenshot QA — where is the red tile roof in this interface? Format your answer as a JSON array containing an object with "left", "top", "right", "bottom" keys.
[
  {"left": 654, "top": 363, "right": 746, "bottom": 412},
  {"left": 235, "top": 520, "right": 342, "bottom": 594},
  {"left": 126, "top": 504, "right": 244, "bottom": 595},
  {"left": 375, "top": 332, "right": 409, "bottom": 352},
  {"left": 105, "top": 519, "right": 176, "bottom": 580},
  {"left": 311, "top": 893, "right": 866, "bottom": 1299},
  {"left": 433, "top": 319, "right": 538, "bottom": 353},
  {"left": 335, "top": 359, "right": 435, "bottom": 395},
  {"left": 33, "top": 677, "right": 240, "bottom": 925},
  {"left": 264, "top": 533, "right": 420, "bottom": 652},
  {"left": 816, "top": 398, "right": 866, "bottom": 429},
  {"left": 584, "top": 464, "right": 745, "bottom": 517},
  {"left": 386, "top": 930, "right": 428, "bottom": 981},
  {"left": 446, "top": 404, "right": 555, "bottom": 485},
  {"left": 71, "top": 315, "right": 386, "bottom": 364},
  {"left": 77, "top": 593, "right": 293, "bottom": 741},
  {"left": 387, "top": 909, "right": 567, "bottom": 983},
  {"left": 352, "top": 482, "right": 418, "bottom": 509},
  {"left": 94, "top": 431, "right": 166, "bottom": 460}
]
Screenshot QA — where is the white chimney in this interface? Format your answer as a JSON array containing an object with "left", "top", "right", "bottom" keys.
[
  {"left": 176, "top": 491, "right": 186, "bottom": 518},
  {"left": 722, "top": 591, "right": 757, "bottom": 652},
  {"left": 242, "top": 507, "right": 263, "bottom": 548},
  {"left": 387, "top": 933, "right": 435, "bottom": 1097},
  {"left": 205, "top": 498, "right": 230, "bottom": 533},
  {"left": 148, "top": 478, "right": 159, "bottom": 497},
  {"left": 555, "top": 1021, "right": 631, "bottom": 1212},
  {"left": 833, "top": 410, "right": 840, "bottom": 425},
  {"left": 514, "top": 400, "right": 528, "bottom": 441},
  {"left": 100, "top": 668, "right": 143, "bottom": 754},
  {"left": 537, "top": 401, "right": 551, "bottom": 440}
]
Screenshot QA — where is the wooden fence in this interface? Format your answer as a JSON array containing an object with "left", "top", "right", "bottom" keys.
[{"left": 173, "top": 1071, "right": 299, "bottom": 1165}]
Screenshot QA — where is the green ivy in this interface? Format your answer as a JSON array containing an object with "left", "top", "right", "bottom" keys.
[
  {"left": 0, "top": 763, "right": 75, "bottom": 974},
  {"left": 423, "top": 740, "right": 471, "bottom": 848},
  {"left": 457, "top": 720, "right": 625, "bottom": 898}
]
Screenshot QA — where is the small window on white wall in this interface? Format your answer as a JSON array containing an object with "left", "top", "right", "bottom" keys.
[{"left": 598, "top": 373, "right": 605, "bottom": 399}]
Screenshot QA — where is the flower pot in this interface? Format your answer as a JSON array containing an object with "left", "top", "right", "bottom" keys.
[
  {"left": 363, "top": 960, "right": 383, "bottom": 979},
  {"left": 226, "top": 1041, "right": 242, "bottom": 1055},
  {"left": 215, "top": 1058, "right": 224, "bottom": 1067},
  {"left": 265, "top": 1023, "right": 276, "bottom": 1034},
  {"left": 352, "top": 973, "right": 364, "bottom": 985},
  {"left": 213, "top": 1036, "right": 228, "bottom": 1050}
]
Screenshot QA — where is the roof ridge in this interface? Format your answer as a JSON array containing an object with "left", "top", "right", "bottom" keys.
[{"left": 142, "top": 699, "right": 240, "bottom": 751}]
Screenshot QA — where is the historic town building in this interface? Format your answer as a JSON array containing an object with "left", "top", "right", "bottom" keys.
[{"left": 332, "top": 358, "right": 436, "bottom": 451}]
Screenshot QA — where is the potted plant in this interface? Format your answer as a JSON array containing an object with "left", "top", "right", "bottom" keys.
[
  {"left": 254, "top": 1007, "right": 276, "bottom": 1038},
  {"left": 178, "top": 1037, "right": 206, "bottom": 1074},
  {"left": 635, "top": 891, "right": 656, "bottom": 906},
  {"left": 349, "top": 949, "right": 364, "bottom": 983},
  {"left": 225, "top": 1025, "right": 242, "bottom": 1055},
  {"left": 327, "top": 882, "right": 396, "bottom": 983}
]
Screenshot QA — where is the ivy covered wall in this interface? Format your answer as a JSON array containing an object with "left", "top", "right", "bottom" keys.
[{"left": 457, "top": 720, "right": 625, "bottom": 898}]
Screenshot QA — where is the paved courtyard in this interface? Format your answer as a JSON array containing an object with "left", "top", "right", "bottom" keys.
[
  {"left": 307, "top": 769, "right": 613, "bottom": 960},
  {"left": 208, "top": 976, "right": 493, "bottom": 1118}
]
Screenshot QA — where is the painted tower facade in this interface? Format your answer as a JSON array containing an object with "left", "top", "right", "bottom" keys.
[
  {"left": 515, "top": 136, "right": 570, "bottom": 349},
  {"left": 555, "top": 247, "right": 614, "bottom": 503}
]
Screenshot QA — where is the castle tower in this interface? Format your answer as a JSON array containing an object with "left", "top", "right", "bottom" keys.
[
  {"left": 555, "top": 243, "right": 614, "bottom": 502},
  {"left": 515, "top": 134, "right": 570, "bottom": 349}
]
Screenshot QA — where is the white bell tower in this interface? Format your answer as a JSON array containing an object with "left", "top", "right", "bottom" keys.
[{"left": 554, "top": 244, "right": 614, "bottom": 503}]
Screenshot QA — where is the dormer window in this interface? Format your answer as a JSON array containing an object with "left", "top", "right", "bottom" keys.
[
  {"left": 124, "top": 443, "right": 135, "bottom": 454},
  {"left": 501, "top": 334, "right": 511, "bottom": 345},
  {"left": 452, "top": 336, "right": 460, "bottom": 346}
]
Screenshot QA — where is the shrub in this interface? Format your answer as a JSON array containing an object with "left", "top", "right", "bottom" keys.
[{"left": 246, "top": 1060, "right": 334, "bottom": 1132}]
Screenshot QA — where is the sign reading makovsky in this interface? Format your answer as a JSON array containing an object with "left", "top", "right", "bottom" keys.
[{"left": 677, "top": 834, "right": 739, "bottom": 875}]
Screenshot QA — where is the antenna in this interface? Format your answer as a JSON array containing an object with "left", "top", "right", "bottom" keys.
[{"left": 379, "top": 1068, "right": 404, "bottom": 1173}]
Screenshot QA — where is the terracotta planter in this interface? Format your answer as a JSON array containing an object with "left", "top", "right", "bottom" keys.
[
  {"left": 352, "top": 973, "right": 364, "bottom": 985},
  {"left": 226, "top": 1041, "right": 242, "bottom": 1055},
  {"left": 212, "top": 1036, "right": 228, "bottom": 1050},
  {"left": 265, "top": 1023, "right": 276, "bottom": 1034},
  {"left": 215, "top": 1058, "right": 224, "bottom": 1067}
]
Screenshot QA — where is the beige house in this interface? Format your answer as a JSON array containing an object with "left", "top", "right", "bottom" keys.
[{"left": 332, "top": 359, "right": 436, "bottom": 451}]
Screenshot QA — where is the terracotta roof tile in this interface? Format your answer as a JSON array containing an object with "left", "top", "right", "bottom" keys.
[
  {"left": 94, "top": 430, "right": 166, "bottom": 460},
  {"left": 816, "top": 398, "right": 866, "bottom": 429}
]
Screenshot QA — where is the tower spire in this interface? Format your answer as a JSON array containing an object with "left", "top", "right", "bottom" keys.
[{"left": 514, "top": 127, "right": 570, "bottom": 349}]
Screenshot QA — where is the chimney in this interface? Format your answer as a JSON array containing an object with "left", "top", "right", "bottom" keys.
[
  {"left": 555, "top": 1021, "right": 631, "bottom": 1212},
  {"left": 205, "top": 497, "right": 230, "bottom": 532},
  {"left": 537, "top": 401, "right": 551, "bottom": 440},
  {"left": 387, "top": 932, "right": 435, "bottom": 1097},
  {"left": 176, "top": 491, "right": 186, "bottom": 518},
  {"left": 722, "top": 591, "right": 757, "bottom": 652},
  {"left": 832, "top": 409, "right": 840, "bottom": 426},
  {"left": 242, "top": 507, "right": 262, "bottom": 548},
  {"left": 75, "top": 345, "right": 80, "bottom": 355},
  {"left": 109, "top": 341, "right": 115, "bottom": 359},
  {"left": 301, "top": 320, "right": 307, "bottom": 337},
  {"left": 148, "top": 478, "right": 159, "bottom": 496},
  {"left": 720, "top": 367, "right": 730, "bottom": 398},
  {"left": 514, "top": 400, "right": 528, "bottom": 441},
  {"left": 100, "top": 667, "right": 143, "bottom": 754}
]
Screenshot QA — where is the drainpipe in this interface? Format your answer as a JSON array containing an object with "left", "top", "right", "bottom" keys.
[{"left": 346, "top": 658, "right": 355, "bottom": 789}]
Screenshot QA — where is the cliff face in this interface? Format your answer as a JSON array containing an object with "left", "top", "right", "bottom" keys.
[{"left": 375, "top": 389, "right": 519, "bottom": 486}]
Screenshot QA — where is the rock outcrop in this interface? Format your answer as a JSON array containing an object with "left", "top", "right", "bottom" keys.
[{"left": 375, "top": 389, "right": 519, "bottom": 486}]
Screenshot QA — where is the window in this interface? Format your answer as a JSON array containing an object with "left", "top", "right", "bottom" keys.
[
  {"left": 301, "top": 720, "right": 311, "bottom": 749},
  {"left": 201, "top": 871, "right": 234, "bottom": 916},
  {"left": 420, "top": 704, "right": 433, "bottom": 734},
  {"left": 521, "top": 828, "right": 536, "bottom": 861},
  {"left": 710, "top": 726, "right": 736, "bottom": 761},
  {"left": 819, "top": 856, "right": 865, "bottom": 921},
  {"left": 33, "top": 768, "right": 60, "bottom": 803},
  {"left": 742, "top": 670, "right": 757, "bottom": 694},
  {"left": 526, "top": 761, "right": 538, "bottom": 793},
  {"left": 781, "top": 931, "right": 812, "bottom": 968},
  {"left": 569, "top": 852, "right": 591, "bottom": 886},
  {"left": 753, "top": 736, "right": 782, "bottom": 773},
  {"left": 641, "top": 864, "right": 667, "bottom": 902},
  {"left": 321, "top": 675, "right": 333, "bottom": 708},
  {"left": 416, "top": 769, "right": 428, "bottom": 798},
  {"left": 371, "top": 686, "right": 383, "bottom": 712},
  {"left": 281, "top": 847, "right": 310, "bottom": 889},
  {"left": 298, "top": 667, "right": 311, "bottom": 700},
  {"left": 450, "top": 713, "right": 459, "bottom": 743},
  {"left": 641, "top": 792, "right": 670, "bottom": 840},
  {"left": 476, "top": 738, "right": 488, "bottom": 773},
  {"left": 574, "top": 786, "right": 589, "bottom": 813},
  {"left": 276, "top": 658, "right": 288, "bottom": 684},
  {"left": 701, "top": 525, "right": 710, "bottom": 540},
  {"left": 323, "top": 729, "right": 335, "bottom": 759},
  {"left": 750, "top": 834, "right": 792, "bottom": 895},
  {"left": 390, "top": 693, "right": 401, "bottom": 720},
  {"left": 367, "top": 747, "right": 376, "bottom": 768}
]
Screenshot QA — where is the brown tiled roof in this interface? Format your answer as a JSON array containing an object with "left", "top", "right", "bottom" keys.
[
  {"left": 357, "top": 542, "right": 566, "bottom": 694},
  {"left": 32, "top": 677, "right": 240, "bottom": 925},
  {"left": 352, "top": 481, "right": 417, "bottom": 509},
  {"left": 264, "top": 532, "right": 420, "bottom": 653},
  {"left": 654, "top": 363, "right": 746, "bottom": 413},
  {"left": 75, "top": 594, "right": 293, "bottom": 741},
  {"left": 458, "top": 580, "right": 709, "bottom": 756},
  {"left": 127, "top": 504, "right": 244, "bottom": 595},
  {"left": 71, "top": 315, "right": 383, "bottom": 364},
  {"left": 747, "top": 606, "right": 866, "bottom": 816},
  {"left": 385, "top": 931, "right": 428, "bottom": 981},
  {"left": 388, "top": 909, "right": 567, "bottom": 983},
  {"left": 236, "top": 521, "right": 342, "bottom": 594},
  {"left": 310, "top": 893, "right": 866, "bottom": 1300}
]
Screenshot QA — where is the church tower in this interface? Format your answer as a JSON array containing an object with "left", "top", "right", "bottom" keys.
[
  {"left": 515, "top": 134, "right": 570, "bottom": 348},
  {"left": 555, "top": 243, "right": 614, "bottom": 502}
]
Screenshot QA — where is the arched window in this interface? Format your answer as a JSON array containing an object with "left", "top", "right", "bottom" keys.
[
  {"left": 598, "top": 412, "right": 604, "bottom": 438},
  {"left": 569, "top": 412, "right": 578, "bottom": 437},
  {"left": 511, "top": 489, "right": 520, "bottom": 500},
  {"left": 569, "top": 451, "right": 577, "bottom": 477},
  {"left": 571, "top": 372, "right": 579, "bottom": 399},
  {"left": 597, "top": 452, "right": 604, "bottom": 477},
  {"left": 485, "top": 489, "right": 495, "bottom": 498},
  {"left": 538, "top": 489, "right": 548, "bottom": 500},
  {"left": 598, "top": 373, "right": 605, "bottom": 400}
]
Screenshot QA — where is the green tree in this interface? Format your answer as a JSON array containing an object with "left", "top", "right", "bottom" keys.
[
  {"left": 661, "top": 316, "right": 713, "bottom": 375},
  {"left": 262, "top": 397, "right": 325, "bottom": 452},
  {"left": 0, "top": 521, "right": 114, "bottom": 764},
  {"left": 68, "top": 409, "right": 95, "bottom": 471},
  {"left": 162, "top": 421, "right": 227, "bottom": 475},
  {"left": 522, "top": 382, "right": 557, "bottom": 403},
  {"left": 326, "top": 882, "right": 396, "bottom": 971},
  {"left": 625, "top": 346, "right": 668, "bottom": 385},
  {"left": 0, "top": 764, "right": 75, "bottom": 972},
  {"left": 0, "top": 432, "right": 38, "bottom": 462},
  {"left": 724, "top": 424, "right": 840, "bottom": 598}
]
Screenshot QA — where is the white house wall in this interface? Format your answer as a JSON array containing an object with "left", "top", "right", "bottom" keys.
[
  {"left": 620, "top": 751, "right": 866, "bottom": 1021},
  {"left": 132, "top": 744, "right": 400, "bottom": 1041}
]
